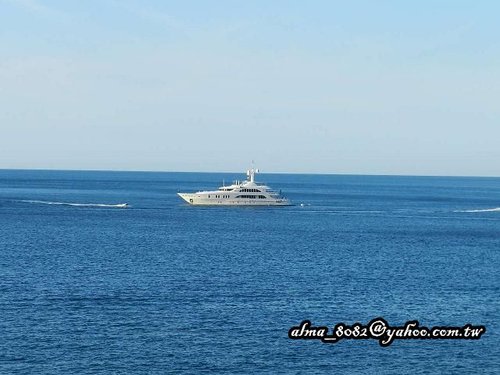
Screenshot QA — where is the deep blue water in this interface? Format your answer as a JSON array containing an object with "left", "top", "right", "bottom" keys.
[{"left": 1, "top": 169, "right": 499, "bottom": 374}]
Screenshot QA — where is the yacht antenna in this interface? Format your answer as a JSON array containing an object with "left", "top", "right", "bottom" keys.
[{"left": 247, "top": 166, "right": 259, "bottom": 183}]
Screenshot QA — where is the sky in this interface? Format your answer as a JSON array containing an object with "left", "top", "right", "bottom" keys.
[{"left": 1, "top": 0, "right": 499, "bottom": 176}]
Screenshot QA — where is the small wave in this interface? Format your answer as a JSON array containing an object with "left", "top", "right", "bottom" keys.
[
  {"left": 455, "top": 207, "right": 500, "bottom": 213},
  {"left": 293, "top": 209, "right": 385, "bottom": 214},
  {"left": 20, "top": 200, "right": 129, "bottom": 208}
]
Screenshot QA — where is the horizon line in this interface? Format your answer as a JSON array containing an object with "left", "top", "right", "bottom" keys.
[{"left": 0, "top": 167, "right": 499, "bottom": 179}]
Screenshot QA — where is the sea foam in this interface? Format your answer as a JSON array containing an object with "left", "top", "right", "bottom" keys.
[{"left": 21, "top": 200, "right": 128, "bottom": 208}]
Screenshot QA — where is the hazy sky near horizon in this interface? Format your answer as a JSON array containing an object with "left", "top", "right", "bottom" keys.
[{"left": 1, "top": 0, "right": 499, "bottom": 175}]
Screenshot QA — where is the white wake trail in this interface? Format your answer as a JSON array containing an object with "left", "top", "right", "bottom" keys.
[
  {"left": 21, "top": 200, "right": 129, "bottom": 208},
  {"left": 455, "top": 207, "right": 500, "bottom": 213}
]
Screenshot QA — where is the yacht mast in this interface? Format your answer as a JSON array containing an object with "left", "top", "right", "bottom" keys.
[{"left": 247, "top": 168, "right": 259, "bottom": 183}]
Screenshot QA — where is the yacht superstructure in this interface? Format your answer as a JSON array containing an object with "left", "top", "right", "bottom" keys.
[{"left": 177, "top": 168, "right": 291, "bottom": 206}]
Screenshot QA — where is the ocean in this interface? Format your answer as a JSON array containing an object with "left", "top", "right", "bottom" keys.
[{"left": 1, "top": 169, "right": 499, "bottom": 374}]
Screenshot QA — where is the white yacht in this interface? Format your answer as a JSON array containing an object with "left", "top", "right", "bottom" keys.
[{"left": 178, "top": 168, "right": 291, "bottom": 206}]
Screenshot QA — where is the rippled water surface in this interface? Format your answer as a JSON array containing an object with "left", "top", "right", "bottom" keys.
[{"left": 1, "top": 170, "right": 499, "bottom": 374}]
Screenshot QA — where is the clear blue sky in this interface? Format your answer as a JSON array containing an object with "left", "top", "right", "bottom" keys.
[{"left": 1, "top": 0, "right": 499, "bottom": 175}]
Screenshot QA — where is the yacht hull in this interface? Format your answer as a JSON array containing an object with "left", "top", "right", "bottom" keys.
[{"left": 177, "top": 193, "right": 291, "bottom": 206}]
